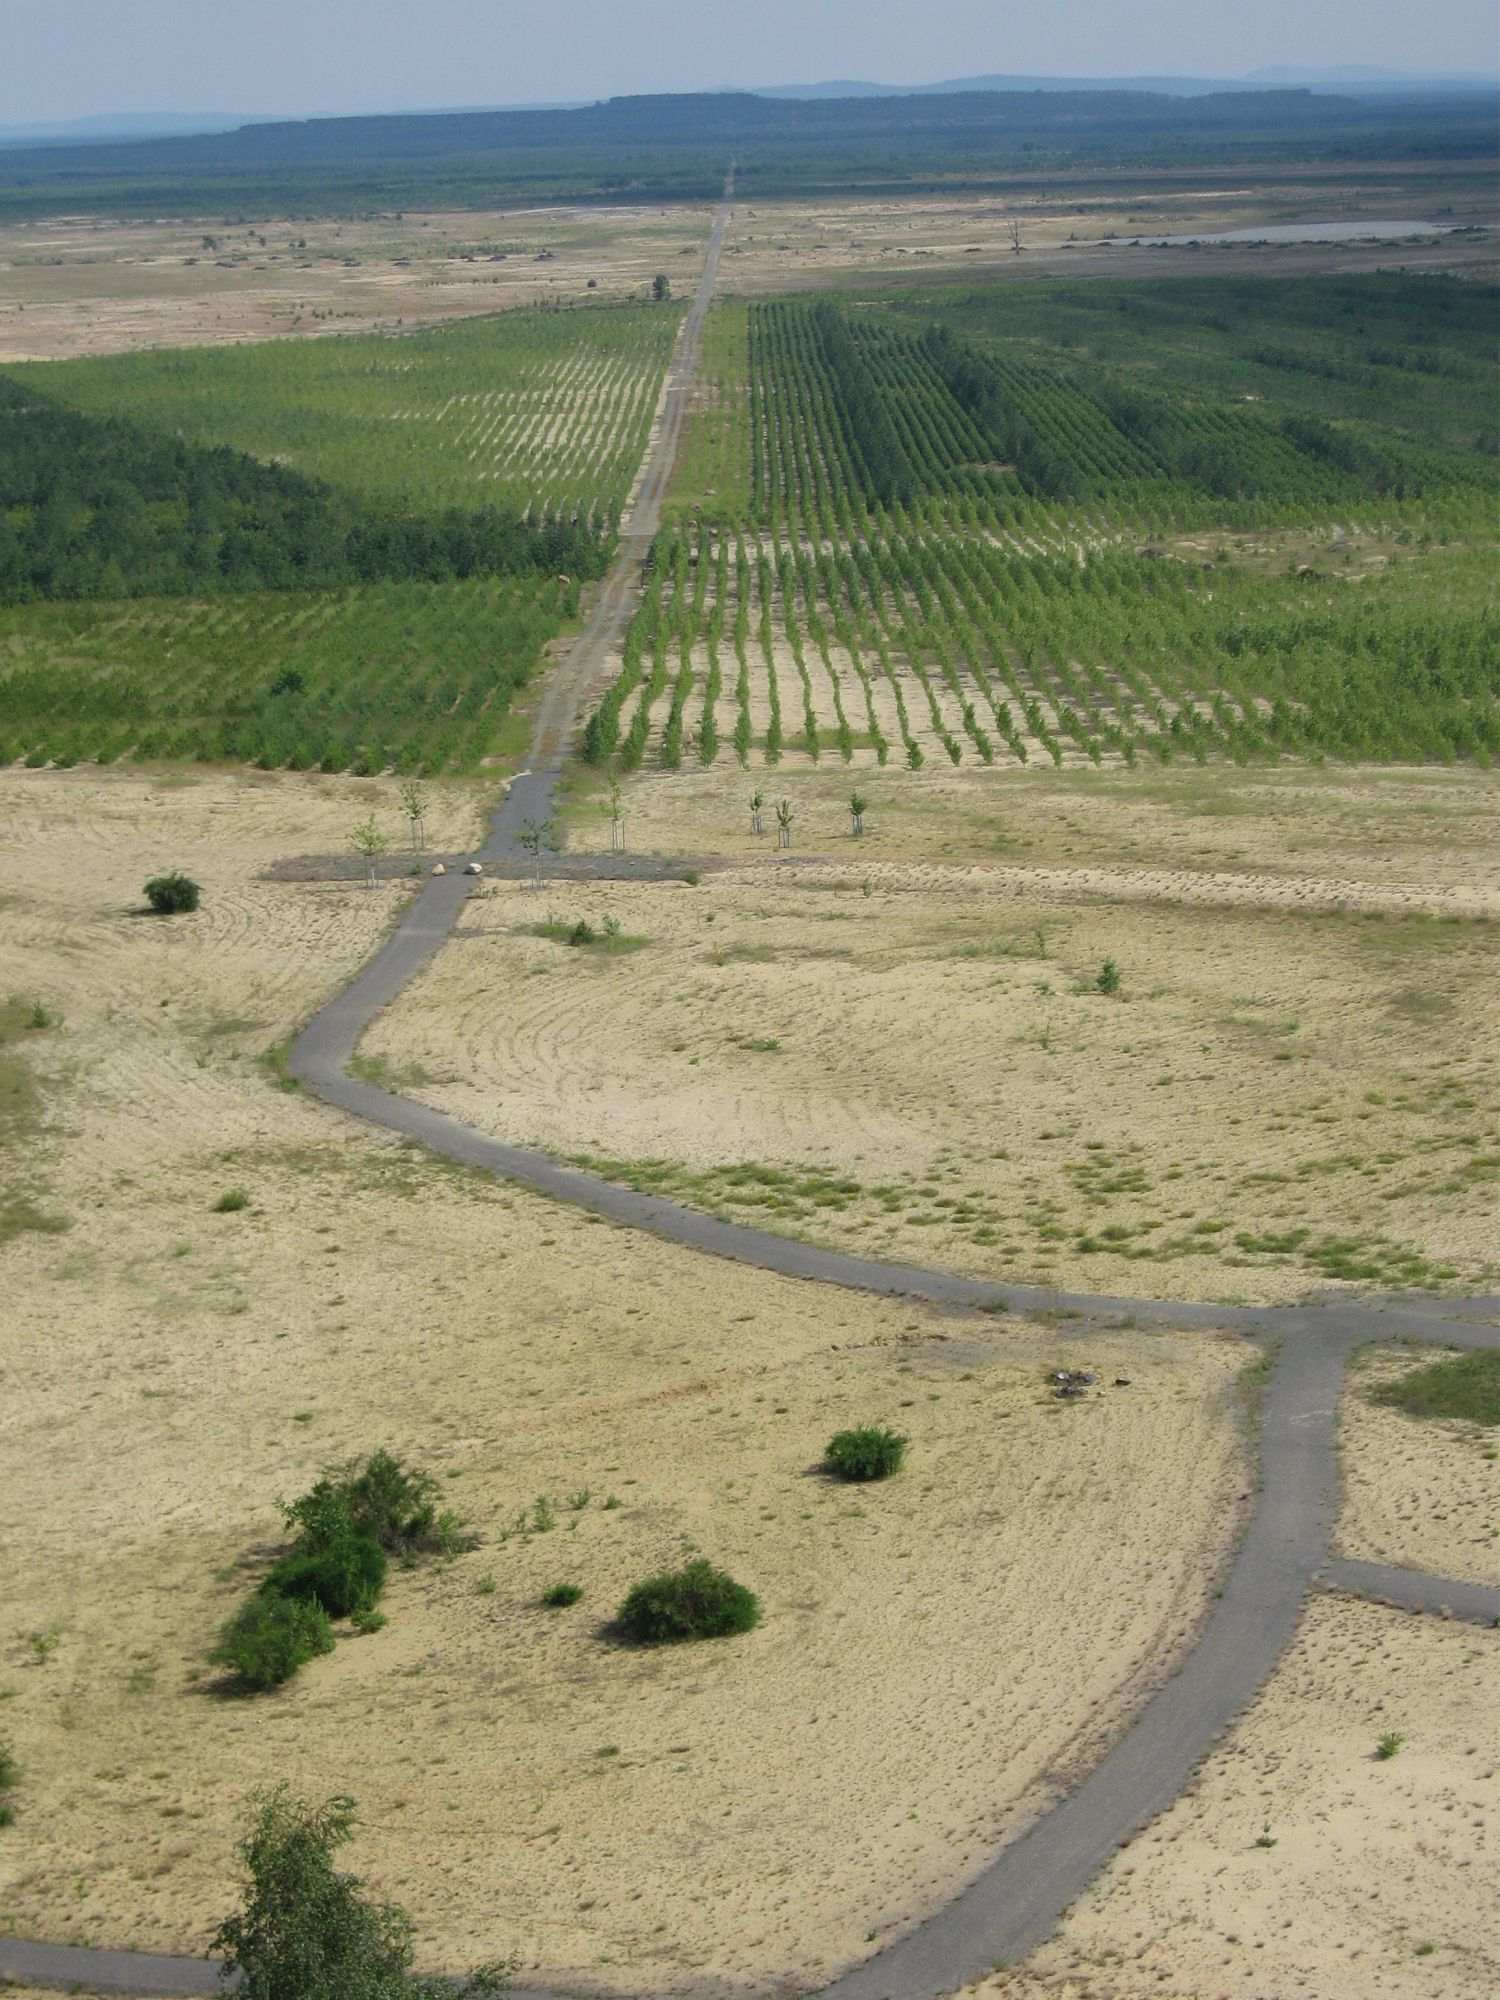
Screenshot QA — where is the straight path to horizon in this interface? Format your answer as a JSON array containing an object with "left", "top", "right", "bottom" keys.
[{"left": 5, "top": 174, "right": 1497, "bottom": 2000}]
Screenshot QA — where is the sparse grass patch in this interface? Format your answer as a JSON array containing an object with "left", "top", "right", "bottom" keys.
[
  {"left": 528, "top": 916, "right": 648, "bottom": 954},
  {"left": 213, "top": 1188, "right": 250, "bottom": 1213},
  {"left": 541, "top": 1583, "right": 583, "bottom": 1608},
  {"left": 1371, "top": 1349, "right": 1500, "bottom": 1427}
]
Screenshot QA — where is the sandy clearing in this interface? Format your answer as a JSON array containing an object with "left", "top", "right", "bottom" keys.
[
  {"left": 0, "top": 768, "right": 1250, "bottom": 1990},
  {"left": 5, "top": 174, "right": 1492, "bottom": 364},
  {"left": 962, "top": 1596, "right": 1500, "bottom": 1999},
  {"left": 0, "top": 205, "right": 712, "bottom": 360},
  {"left": 365, "top": 763, "right": 1499, "bottom": 1306},
  {"left": 1336, "top": 1347, "right": 1500, "bottom": 1590},
  {"left": 718, "top": 173, "right": 1497, "bottom": 299}
]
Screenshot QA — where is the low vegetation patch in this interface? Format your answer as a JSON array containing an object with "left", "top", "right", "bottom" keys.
[
  {"left": 212, "top": 1450, "right": 467, "bottom": 1692},
  {"left": 0, "top": 1739, "right": 18, "bottom": 1822},
  {"left": 1371, "top": 1348, "right": 1500, "bottom": 1427},
  {"left": 528, "top": 914, "right": 647, "bottom": 953},
  {"left": 824, "top": 1424, "right": 907, "bottom": 1481},
  {"left": 617, "top": 1559, "right": 759, "bottom": 1644},
  {"left": 540, "top": 1582, "right": 583, "bottom": 1608}
]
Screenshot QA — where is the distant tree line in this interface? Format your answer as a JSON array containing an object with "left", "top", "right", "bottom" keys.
[{"left": 0, "top": 375, "right": 607, "bottom": 605}]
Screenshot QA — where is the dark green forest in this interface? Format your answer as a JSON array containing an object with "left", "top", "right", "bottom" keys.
[
  {"left": 1, "top": 86, "right": 1493, "bottom": 220},
  {"left": 0, "top": 376, "right": 607, "bottom": 604}
]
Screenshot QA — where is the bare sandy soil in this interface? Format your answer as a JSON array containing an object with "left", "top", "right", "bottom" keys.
[
  {"left": 1336, "top": 1347, "right": 1500, "bottom": 1589},
  {"left": 364, "top": 762, "right": 1500, "bottom": 1306},
  {"left": 0, "top": 204, "right": 711, "bottom": 359},
  {"left": 3, "top": 170, "right": 1492, "bottom": 363},
  {"left": 718, "top": 168, "right": 1497, "bottom": 297},
  {"left": 0, "top": 769, "right": 1250, "bottom": 1990},
  {"left": 966, "top": 1595, "right": 1500, "bottom": 1999}
]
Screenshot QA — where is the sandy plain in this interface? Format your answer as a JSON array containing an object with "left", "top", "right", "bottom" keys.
[
  {"left": 719, "top": 165, "right": 1498, "bottom": 296},
  {"left": 0, "top": 767, "right": 1251, "bottom": 1991},
  {"left": 364, "top": 761, "right": 1500, "bottom": 1308},
  {"left": 0, "top": 203, "right": 712, "bottom": 360},
  {"left": 3, "top": 166, "right": 1492, "bottom": 363},
  {"left": 967, "top": 1594, "right": 1500, "bottom": 1999},
  {"left": 1336, "top": 1346, "right": 1500, "bottom": 1590}
]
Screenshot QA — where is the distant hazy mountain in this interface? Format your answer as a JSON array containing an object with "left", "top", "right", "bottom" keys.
[
  {"left": 0, "top": 111, "right": 262, "bottom": 149},
  {"left": 754, "top": 68, "right": 1496, "bottom": 101}
]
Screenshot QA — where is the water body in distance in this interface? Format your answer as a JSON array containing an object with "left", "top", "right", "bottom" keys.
[{"left": 1116, "top": 220, "right": 1445, "bottom": 246}]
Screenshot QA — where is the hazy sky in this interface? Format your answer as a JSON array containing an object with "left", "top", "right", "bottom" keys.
[{"left": 5, "top": 0, "right": 1497, "bottom": 123}]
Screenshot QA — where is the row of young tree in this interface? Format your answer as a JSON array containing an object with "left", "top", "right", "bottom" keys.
[
  {"left": 581, "top": 521, "right": 1499, "bottom": 771},
  {"left": 746, "top": 301, "right": 1477, "bottom": 532},
  {"left": 0, "top": 376, "right": 607, "bottom": 606},
  {"left": 0, "top": 573, "right": 572, "bottom": 773}
]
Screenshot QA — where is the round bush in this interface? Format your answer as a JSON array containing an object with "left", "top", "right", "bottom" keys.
[
  {"left": 265, "top": 1529, "right": 386, "bottom": 1620},
  {"left": 144, "top": 872, "right": 200, "bottom": 914},
  {"left": 617, "top": 1559, "right": 758, "bottom": 1644},
  {"left": 540, "top": 1582, "right": 583, "bottom": 1608},
  {"left": 824, "top": 1424, "right": 907, "bottom": 1482},
  {"left": 212, "top": 1593, "right": 335, "bottom": 1691}
]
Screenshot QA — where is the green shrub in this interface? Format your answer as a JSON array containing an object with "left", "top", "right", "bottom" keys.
[
  {"left": 617, "top": 1559, "right": 758, "bottom": 1644},
  {"left": 0, "top": 1742, "right": 17, "bottom": 1790},
  {"left": 144, "top": 872, "right": 200, "bottom": 914},
  {"left": 567, "top": 918, "right": 597, "bottom": 946},
  {"left": 265, "top": 1527, "right": 386, "bottom": 1620},
  {"left": 287, "top": 1449, "right": 447, "bottom": 1556},
  {"left": 1372, "top": 1349, "right": 1500, "bottom": 1427},
  {"left": 1375, "top": 1730, "right": 1406, "bottom": 1760},
  {"left": 540, "top": 1582, "right": 583, "bottom": 1608},
  {"left": 1096, "top": 957, "right": 1122, "bottom": 997},
  {"left": 212, "top": 1787, "right": 513, "bottom": 2000},
  {"left": 212, "top": 1593, "right": 335, "bottom": 1691},
  {"left": 213, "top": 1188, "right": 250, "bottom": 1213},
  {"left": 824, "top": 1424, "right": 907, "bottom": 1481}
]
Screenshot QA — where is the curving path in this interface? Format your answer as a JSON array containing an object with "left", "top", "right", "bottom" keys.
[{"left": 6, "top": 182, "right": 1498, "bottom": 2000}]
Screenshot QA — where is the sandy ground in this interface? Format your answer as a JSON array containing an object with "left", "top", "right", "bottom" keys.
[
  {"left": 364, "top": 762, "right": 1500, "bottom": 1307},
  {"left": 4, "top": 172, "right": 1492, "bottom": 363},
  {"left": 965, "top": 1595, "right": 1500, "bottom": 1999},
  {"left": 0, "top": 769, "right": 1251, "bottom": 1990},
  {"left": 0, "top": 204, "right": 711, "bottom": 359},
  {"left": 718, "top": 169, "right": 1497, "bottom": 297},
  {"left": 1336, "top": 1347, "right": 1500, "bottom": 1589}
]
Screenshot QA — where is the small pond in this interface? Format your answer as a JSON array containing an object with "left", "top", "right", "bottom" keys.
[{"left": 1115, "top": 220, "right": 1446, "bottom": 247}]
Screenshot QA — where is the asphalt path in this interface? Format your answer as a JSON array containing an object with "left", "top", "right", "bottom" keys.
[{"left": 7, "top": 173, "right": 1497, "bottom": 1999}]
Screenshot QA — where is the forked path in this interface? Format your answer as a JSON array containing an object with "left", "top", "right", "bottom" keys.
[{"left": 6, "top": 185, "right": 1499, "bottom": 2000}]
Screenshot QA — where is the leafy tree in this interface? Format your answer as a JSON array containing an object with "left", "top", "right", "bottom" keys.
[
  {"left": 349, "top": 816, "right": 391, "bottom": 887},
  {"left": 212, "top": 1788, "right": 512, "bottom": 1998},
  {"left": 651, "top": 273, "right": 671, "bottom": 302}
]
